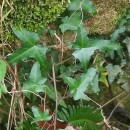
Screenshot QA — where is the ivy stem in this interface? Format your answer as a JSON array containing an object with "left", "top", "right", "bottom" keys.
[{"left": 52, "top": 57, "right": 58, "bottom": 130}]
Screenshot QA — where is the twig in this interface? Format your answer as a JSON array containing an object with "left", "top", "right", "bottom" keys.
[
  {"left": 0, "top": 55, "right": 21, "bottom": 88},
  {"left": 7, "top": 66, "right": 17, "bottom": 130},
  {"left": 55, "top": 57, "right": 73, "bottom": 65},
  {"left": 51, "top": 57, "right": 58, "bottom": 130},
  {"left": 8, "top": 90, "right": 44, "bottom": 100},
  {"left": 101, "top": 91, "right": 126, "bottom": 109},
  {"left": 107, "top": 94, "right": 129, "bottom": 121}
]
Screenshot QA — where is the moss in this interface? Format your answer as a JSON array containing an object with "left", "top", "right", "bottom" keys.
[
  {"left": 85, "top": 0, "right": 130, "bottom": 34},
  {"left": 2, "top": 0, "right": 68, "bottom": 41}
]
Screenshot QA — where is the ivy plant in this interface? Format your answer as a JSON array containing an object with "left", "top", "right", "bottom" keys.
[{"left": 1, "top": 0, "right": 130, "bottom": 130}]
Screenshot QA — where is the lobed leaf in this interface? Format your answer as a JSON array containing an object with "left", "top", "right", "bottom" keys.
[
  {"left": 31, "top": 107, "right": 51, "bottom": 123},
  {"left": 72, "top": 26, "right": 122, "bottom": 70},
  {"left": 59, "top": 11, "right": 81, "bottom": 33},
  {"left": 65, "top": 67, "right": 99, "bottom": 100}
]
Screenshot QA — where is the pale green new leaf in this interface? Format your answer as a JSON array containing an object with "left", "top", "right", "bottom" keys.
[
  {"left": 68, "top": 0, "right": 96, "bottom": 14},
  {"left": 13, "top": 28, "right": 40, "bottom": 46},
  {"left": 65, "top": 68, "right": 99, "bottom": 100},
  {"left": 59, "top": 12, "right": 81, "bottom": 33},
  {"left": 0, "top": 60, "right": 6, "bottom": 81},
  {"left": 31, "top": 106, "right": 51, "bottom": 123}
]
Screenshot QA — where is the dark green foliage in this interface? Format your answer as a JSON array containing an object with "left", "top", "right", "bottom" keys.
[
  {"left": 7, "top": 28, "right": 50, "bottom": 76},
  {"left": 1, "top": 1, "right": 130, "bottom": 130},
  {"left": 57, "top": 105, "right": 103, "bottom": 129}
]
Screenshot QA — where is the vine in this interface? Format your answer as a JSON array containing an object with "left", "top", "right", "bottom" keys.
[{"left": 0, "top": 0, "right": 130, "bottom": 130}]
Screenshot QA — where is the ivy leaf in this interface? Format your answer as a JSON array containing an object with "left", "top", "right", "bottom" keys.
[
  {"left": 0, "top": 60, "right": 6, "bottom": 81},
  {"left": 121, "top": 83, "right": 129, "bottom": 92},
  {"left": 73, "top": 48, "right": 95, "bottom": 71},
  {"left": 111, "top": 26, "right": 126, "bottom": 41},
  {"left": 123, "top": 37, "right": 130, "bottom": 58},
  {"left": 106, "top": 64, "right": 122, "bottom": 84},
  {"left": 22, "top": 62, "right": 47, "bottom": 98},
  {"left": 68, "top": 0, "right": 96, "bottom": 14},
  {"left": 60, "top": 64, "right": 82, "bottom": 78},
  {"left": 31, "top": 106, "right": 51, "bottom": 123},
  {"left": 29, "top": 62, "right": 43, "bottom": 83},
  {"left": 7, "top": 29, "right": 50, "bottom": 75},
  {"left": 23, "top": 81, "right": 46, "bottom": 93},
  {"left": 71, "top": 25, "right": 89, "bottom": 48},
  {"left": 59, "top": 11, "right": 81, "bottom": 33},
  {"left": 7, "top": 45, "right": 50, "bottom": 75},
  {"left": 13, "top": 28, "right": 40, "bottom": 46},
  {"left": 64, "top": 68, "right": 99, "bottom": 100},
  {"left": 72, "top": 26, "right": 121, "bottom": 71}
]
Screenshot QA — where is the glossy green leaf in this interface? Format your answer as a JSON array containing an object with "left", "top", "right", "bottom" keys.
[
  {"left": 22, "top": 62, "right": 47, "bottom": 98},
  {"left": 29, "top": 62, "right": 43, "bottom": 83},
  {"left": 0, "top": 60, "right": 6, "bottom": 81},
  {"left": 73, "top": 48, "right": 95, "bottom": 71},
  {"left": 72, "top": 26, "right": 121, "bottom": 71},
  {"left": 59, "top": 11, "right": 81, "bottom": 33},
  {"left": 23, "top": 80, "right": 46, "bottom": 93},
  {"left": 68, "top": 0, "right": 96, "bottom": 14},
  {"left": 13, "top": 28, "right": 40, "bottom": 46},
  {"left": 71, "top": 25, "right": 89, "bottom": 48},
  {"left": 31, "top": 106, "right": 51, "bottom": 123},
  {"left": 65, "top": 68, "right": 99, "bottom": 100},
  {"left": 7, "top": 45, "right": 50, "bottom": 75}
]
